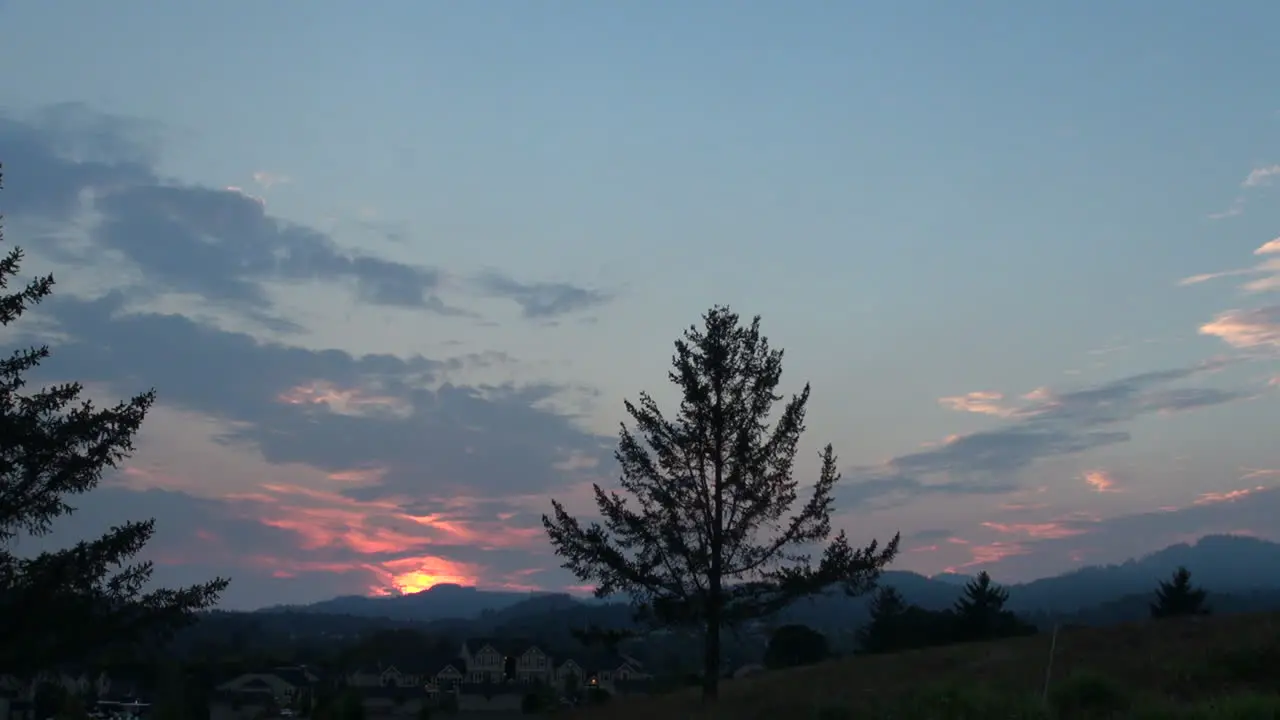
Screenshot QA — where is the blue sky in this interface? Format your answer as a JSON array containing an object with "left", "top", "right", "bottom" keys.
[{"left": 2, "top": 1, "right": 1279, "bottom": 609}]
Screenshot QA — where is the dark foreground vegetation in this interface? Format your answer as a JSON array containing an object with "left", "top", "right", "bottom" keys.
[{"left": 576, "top": 610, "right": 1280, "bottom": 719}]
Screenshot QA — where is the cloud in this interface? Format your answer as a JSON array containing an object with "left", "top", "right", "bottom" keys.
[
  {"left": 967, "top": 485, "right": 1280, "bottom": 580},
  {"left": 937, "top": 391, "right": 1017, "bottom": 417},
  {"left": 1, "top": 104, "right": 611, "bottom": 324},
  {"left": 473, "top": 271, "right": 613, "bottom": 320},
  {"left": 0, "top": 103, "right": 629, "bottom": 605},
  {"left": 30, "top": 293, "right": 615, "bottom": 501},
  {"left": 1199, "top": 306, "right": 1280, "bottom": 351},
  {"left": 1242, "top": 164, "right": 1280, "bottom": 188},
  {"left": 1179, "top": 237, "right": 1280, "bottom": 293},
  {"left": 844, "top": 361, "right": 1249, "bottom": 508},
  {"left": 1208, "top": 197, "right": 1245, "bottom": 220},
  {"left": 1083, "top": 469, "right": 1121, "bottom": 493}
]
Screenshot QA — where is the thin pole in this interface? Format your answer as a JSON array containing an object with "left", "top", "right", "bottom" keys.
[{"left": 1041, "top": 624, "right": 1061, "bottom": 704}]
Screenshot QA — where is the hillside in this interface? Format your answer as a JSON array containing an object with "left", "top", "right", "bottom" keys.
[
  {"left": 270, "top": 535, "right": 1280, "bottom": 628},
  {"left": 576, "top": 610, "right": 1280, "bottom": 719}
]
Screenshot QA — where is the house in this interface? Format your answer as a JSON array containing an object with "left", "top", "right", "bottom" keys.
[
  {"left": 345, "top": 664, "right": 422, "bottom": 689},
  {"left": 215, "top": 666, "right": 319, "bottom": 706},
  {"left": 457, "top": 638, "right": 552, "bottom": 685},
  {"left": 553, "top": 650, "right": 652, "bottom": 696},
  {"left": 421, "top": 656, "right": 465, "bottom": 698}
]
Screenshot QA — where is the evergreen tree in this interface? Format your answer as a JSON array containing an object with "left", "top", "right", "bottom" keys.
[
  {"left": 0, "top": 166, "right": 230, "bottom": 676},
  {"left": 543, "top": 306, "right": 900, "bottom": 700},
  {"left": 951, "top": 571, "right": 1033, "bottom": 642},
  {"left": 1150, "top": 566, "right": 1210, "bottom": 619},
  {"left": 855, "top": 586, "right": 909, "bottom": 654}
]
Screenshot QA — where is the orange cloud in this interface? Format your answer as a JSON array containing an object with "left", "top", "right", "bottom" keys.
[
  {"left": 1181, "top": 238, "right": 1280, "bottom": 292},
  {"left": 1193, "top": 485, "right": 1268, "bottom": 506},
  {"left": 277, "top": 380, "right": 412, "bottom": 418},
  {"left": 219, "top": 481, "right": 548, "bottom": 593},
  {"left": 1083, "top": 469, "right": 1121, "bottom": 493},
  {"left": 981, "top": 521, "right": 1086, "bottom": 540}
]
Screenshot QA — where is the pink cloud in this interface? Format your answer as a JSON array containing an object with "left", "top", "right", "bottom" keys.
[
  {"left": 1199, "top": 306, "right": 1280, "bottom": 350},
  {"left": 944, "top": 541, "right": 1028, "bottom": 573},
  {"left": 1193, "top": 485, "right": 1269, "bottom": 506},
  {"left": 981, "top": 521, "right": 1087, "bottom": 540},
  {"left": 277, "top": 380, "right": 412, "bottom": 418},
  {"left": 1082, "top": 469, "right": 1121, "bottom": 493}
]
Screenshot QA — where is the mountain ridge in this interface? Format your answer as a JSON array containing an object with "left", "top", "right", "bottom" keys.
[{"left": 264, "top": 534, "right": 1280, "bottom": 624}]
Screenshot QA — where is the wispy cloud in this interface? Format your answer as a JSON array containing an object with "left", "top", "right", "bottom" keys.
[
  {"left": 1179, "top": 237, "right": 1280, "bottom": 291},
  {"left": 1242, "top": 164, "right": 1280, "bottom": 188},
  {"left": 844, "top": 361, "right": 1249, "bottom": 509},
  {"left": 1208, "top": 197, "right": 1245, "bottom": 220},
  {"left": 1199, "top": 306, "right": 1280, "bottom": 350},
  {"left": 937, "top": 391, "right": 1017, "bottom": 417}
]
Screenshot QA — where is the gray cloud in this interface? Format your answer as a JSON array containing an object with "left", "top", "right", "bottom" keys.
[
  {"left": 1, "top": 104, "right": 611, "bottom": 323},
  {"left": 31, "top": 292, "right": 613, "bottom": 499},
  {"left": 843, "top": 362, "right": 1252, "bottom": 509},
  {"left": 474, "top": 270, "right": 613, "bottom": 319}
]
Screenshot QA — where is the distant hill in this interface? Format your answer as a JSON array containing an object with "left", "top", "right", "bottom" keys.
[
  {"left": 264, "top": 534, "right": 1280, "bottom": 630},
  {"left": 257, "top": 583, "right": 556, "bottom": 622}
]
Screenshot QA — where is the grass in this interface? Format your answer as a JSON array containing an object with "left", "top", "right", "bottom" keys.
[{"left": 570, "top": 611, "right": 1280, "bottom": 719}]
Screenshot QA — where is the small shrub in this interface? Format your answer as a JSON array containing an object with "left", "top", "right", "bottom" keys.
[{"left": 1049, "top": 672, "right": 1132, "bottom": 718}]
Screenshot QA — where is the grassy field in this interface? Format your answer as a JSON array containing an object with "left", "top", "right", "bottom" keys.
[{"left": 573, "top": 611, "right": 1280, "bottom": 718}]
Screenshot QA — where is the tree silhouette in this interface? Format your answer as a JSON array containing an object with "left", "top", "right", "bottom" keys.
[
  {"left": 855, "top": 586, "right": 909, "bottom": 654},
  {"left": 762, "top": 624, "right": 829, "bottom": 669},
  {"left": 542, "top": 306, "right": 900, "bottom": 700},
  {"left": 951, "top": 571, "right": 1034, "bottom": 642},
  {"left": 0, "top": 166, "right": 229, "bottom": 675},
  {"left": 1150, "top": 566, "right": 1209, "bottom": 619}
]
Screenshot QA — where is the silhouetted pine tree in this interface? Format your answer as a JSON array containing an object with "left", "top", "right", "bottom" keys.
[
  {"left": 1150, "top": 566, "right": 1210, "bottom": 619},
  {"left": 542, "top": 306, "right": 900, "bottom": 701},
  {"left": 856, "top": 586, "right": 909, "bottom": 654},
  {"left": 0, "top": 166, "right": 229, "bottom": 676},
  {"left": 952, "top": 571, "right": 1034, "bottom": 642}
]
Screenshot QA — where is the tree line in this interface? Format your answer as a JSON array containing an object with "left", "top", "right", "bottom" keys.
[{"left": 762, "top": 564, "right": 1214, "bottom": 670}]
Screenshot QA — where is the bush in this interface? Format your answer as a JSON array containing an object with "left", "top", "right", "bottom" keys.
[{"left": 1048, "top": 672, "right": 1132, "bottom": 718}]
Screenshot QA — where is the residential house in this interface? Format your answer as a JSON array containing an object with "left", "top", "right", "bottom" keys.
[
  {"left": 554, "top": 650, "right": 652, "bottom": 696},
  {"left": 215, "top": 666, "right": 319, "bottom": 707},
  {"left": 457, "top": 638, "right": 552, "bottom": 685}
]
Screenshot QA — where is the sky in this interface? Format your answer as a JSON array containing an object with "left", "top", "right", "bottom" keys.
[{"left": 1, "top": 1, "right": 1279, "bottom": 611}]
